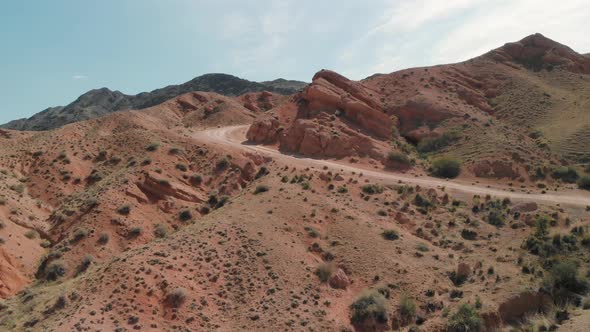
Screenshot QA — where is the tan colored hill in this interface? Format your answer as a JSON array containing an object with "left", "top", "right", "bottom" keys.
[
  {"left": 0, "top": 34, "right": 590, "bottom": 332},
  {"left": 248, "top": 34, "right": 590, "bottom": 183}
]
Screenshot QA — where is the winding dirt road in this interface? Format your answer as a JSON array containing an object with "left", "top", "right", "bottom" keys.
[{"left": 196, "top": 125, "right": 590, "bottom": 208}]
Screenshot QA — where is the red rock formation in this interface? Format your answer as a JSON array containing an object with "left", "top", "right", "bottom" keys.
[
  {"left": 246, "top": 115, "right": 281, "bottom": 144},
  {"left": 300, "top": 70, "right": 393, "bottom": 139}
]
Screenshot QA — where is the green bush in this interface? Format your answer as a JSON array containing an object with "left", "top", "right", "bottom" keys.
[
  {"left": 417, "top": 131, "right": 461, "bottom": 153},
  {"left": 487, "top": 211, "right": 505, "bottom": 227},
  {"left": 546, "top": 260, "right": 588, "bottom": 304},
  {"left": 578, "top": 175, "right": 590, "bottom": 190},
  {"left": 399, "top": 294, "right": 416, "bottom": 323},
  {"left": 446, "top": 303, "right": 482, "bottom": 332},
  {"left": 430, "top": 157, "right": 461, "bottom": 179},
  {"left": 552, "top": 166, "right": 579, "bottom": 183},
  {"left": 386, "top": 151, "right": 410, "bottom": 166},
  {"left": 350, "top": 290, "right": 388, "bottom": 325}
]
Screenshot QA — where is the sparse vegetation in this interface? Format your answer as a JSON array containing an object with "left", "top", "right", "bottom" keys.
[{"left": 578, "top": 175, "right": 590, "bottom": 190}]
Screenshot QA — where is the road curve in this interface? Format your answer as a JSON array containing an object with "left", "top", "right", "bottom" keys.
[{"left": 195, "top": 125, "right": 590, "bottom": 208}]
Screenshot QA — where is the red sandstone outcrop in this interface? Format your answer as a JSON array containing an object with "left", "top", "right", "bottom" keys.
[{"left": 246, "top": 115, "right": 281, "bottom": 144}]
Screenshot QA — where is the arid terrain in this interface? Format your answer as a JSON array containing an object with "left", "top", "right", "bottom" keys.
[{"left": 1, "top": 34, "right": 590, "bottom": 332}]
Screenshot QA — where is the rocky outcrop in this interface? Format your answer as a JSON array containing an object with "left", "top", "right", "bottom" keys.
[
  {"left": 246, "top": 115, "right": 282, "bottom": 144},
  {"left": 391, "top": 99, "right": 456, "bottom": 140},
  {"left": 279, "top": 118, "right": 388, "bottom": 160},
  {"left": 135, "top": 172, "right": 206, "bottom": 203},
  {"left": 328, "top": 269, "right": 350, "bottom": 289},
  {"left": 497, "top": 292, "right": 551, "bottom": 324},
  {"left": 300, "top": 70, "right": 393, "bottom": 139}
]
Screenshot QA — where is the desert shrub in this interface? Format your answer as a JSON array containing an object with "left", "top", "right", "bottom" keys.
[
  {"left": 399, "top": 294, "right": 417, "bottom": 323},
  {"left": 76, "top": 255, "right": 94, "bottom": 275},
  {"left": 117, "top": 205, "right": 131, "bottom": 215},
  {"left": 337, "top": 186, "right": 348, "bottom": 193},
  {"left": 154, "top": 224, "right": 168, "bottom": 238},
  {"left": 179, "top": 210, "right": 193, "bottom": 222},
  {"left": 215, "top": 158, "right": 229, "bottom": 171},
  {"left": 350, "top": 290, "right": 388, "bottom": 325},
  {"left": 71, "top": 228, "right": 89, "bottom": 243},
  {"left": 190, "top": 174, "right": 203, "bottom": 185},
  {"left": 45, "top": 261, "right": 67, "bottom": 281},
  {"left": 552, "top": 166, "right": 579, "bottom": 183},
  {"left": 414, "top": 194, "right": 433, "bottom": 208},
  {"left": 25, "top": 230, "right": 38, "bottom": 239},
  {"left": 255, "top": 167, "right": 269, "bottom": 179},
  {"left": 417, "top": 131, "right": 461, "bottom": 153},
  {"left": 461, "top": 229, "right": 477, "bottom": 240},
  {"left": 304, "top": 226, "right": 320, "bottom": 238},
  {"left": 169, "top": 147, "right": 183, "bottom": 155},
  {"left": 446, "top": 303, "right": 482, "bottom": 332},
  {"left": 431, "top": 157, "right": 461, "bottom": 178},
  {"left": 487, "top": 211, "right": 505, "bottom": 227},
  {"left": 301, "top": 182, "right": 311, "bottom": 190},
  {"left": 387, "top": 151, "right": 410, "bottom": 166},
  {"left": 545, "top": 260, "right": 589, "bottom": 304},
  {"left": 578, "top": 175, "right": 590, "bottom": 190},
  {"left": 0, "top": 197, "right": 5, "bottom": 205},
  {"left": 146, "top": 143, "right": 159, "bottom": 152},
  {"left": 165, "top": 288, "right": 188, "bottom": 308},
  {"left": 128, "top": 227, "right": 143, "bottom": 238},
  {"left": 362, "top": 184, "right": 384, "bottom": 195},
  {"left": 98, "top": 232, "right": 109, "bottom": 244},
  {"left": 416, "top": 243, "right": 429, "bottom": 252},
  {"left": 381, "top": 229, "right": 399, "bottom": 241},
  {"left": 254, "top": 185, "right": 269, "bottom": 194},
  {"left": 175, "top": 163, "right": 188, "bottom": 172},
  {"left": 315, "top": 263, "right": 335, "bottom": 282}
]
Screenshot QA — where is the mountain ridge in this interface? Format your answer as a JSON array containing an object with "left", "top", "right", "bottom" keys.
[{"left": 1, "top": 73, "right": 307, "bottom": 131}]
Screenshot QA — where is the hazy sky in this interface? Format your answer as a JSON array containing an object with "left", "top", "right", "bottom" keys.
[{"left": 1, "top": 0, "right": 589, "bottom": 124}]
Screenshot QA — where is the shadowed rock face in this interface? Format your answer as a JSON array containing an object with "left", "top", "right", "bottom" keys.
[{"left": 2, "top": 74, "right": 307, "bottom": 131}]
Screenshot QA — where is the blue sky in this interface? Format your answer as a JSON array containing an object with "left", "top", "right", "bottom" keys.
[{"left": 1, "top": 0, "right": 589, "bottom": 124}]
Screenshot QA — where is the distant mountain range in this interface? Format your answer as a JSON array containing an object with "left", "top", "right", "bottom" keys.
[{"left": 1, "top": 74, "right": 307, "bottom": 131}]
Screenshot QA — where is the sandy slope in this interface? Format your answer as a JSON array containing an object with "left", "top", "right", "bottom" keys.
[{"left": 197, "top": 125, "right": 590, "bottom": 208}]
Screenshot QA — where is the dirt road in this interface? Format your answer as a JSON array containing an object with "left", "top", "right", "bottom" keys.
[{"left": 196, "top": 125, "right": 590, "bottom": 208}]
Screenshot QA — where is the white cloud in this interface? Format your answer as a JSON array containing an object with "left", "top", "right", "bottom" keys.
[
  {"left": 337, "top": 0, "right": 590, "bottom": 79},
  {"left": 72, "top": 75, "right": 87, "bottom": 80}
]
